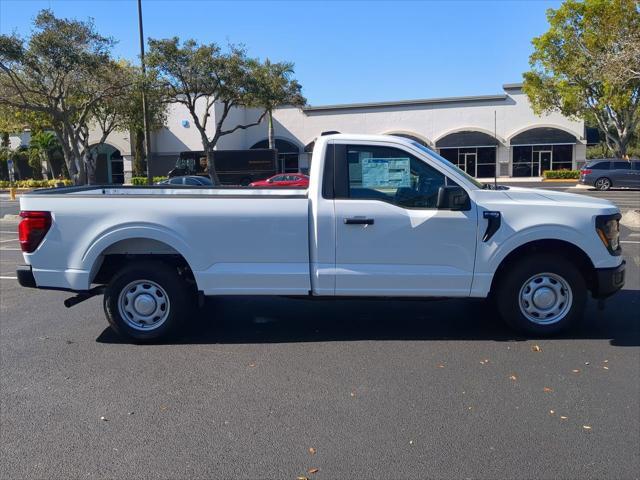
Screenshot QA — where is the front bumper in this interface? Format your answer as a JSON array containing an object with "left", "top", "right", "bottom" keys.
[
  {"left": 593, "top": 260, "right": 625, "bottom": 298},
  {"left": 16, "top": 264, "right": 37, "bottom": 288}
]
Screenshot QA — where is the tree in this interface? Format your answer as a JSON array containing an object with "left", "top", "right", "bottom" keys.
[
  {"left": 0, "top": 10, "right": 132, "bottom": 184},
  {"left": 29, "top": 131, "right": 60, "bottom": 179},
  {"left": 91, "top": 64, "right": 167, "bottom": 177},
  {"left": 523, "top": 0, "right": 640, "bottom": 158},
  {"left": 254, "top": 59, "right": 306, "bottom": 149},
  {"left": 147, "top": 38, "right": 273, "bottom": 184}
]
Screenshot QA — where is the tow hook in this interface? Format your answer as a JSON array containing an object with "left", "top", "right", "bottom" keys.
[{"left": 64, "top": 286, "right": 105, "bottom": 308}]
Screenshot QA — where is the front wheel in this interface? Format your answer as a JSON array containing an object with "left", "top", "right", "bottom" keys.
[
  {"left": 494, "top": 254, "right": 586, "bottom": 336},
  {"left": 594, "top": 177, "right": 612, "bottom": 191},
  {"left": 104, "top": 261, "right": 193, "bottom": 342}
]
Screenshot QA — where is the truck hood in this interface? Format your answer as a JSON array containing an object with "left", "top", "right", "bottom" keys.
[{"left": 502, "top": 186, "right": 617, "bottom": 210}]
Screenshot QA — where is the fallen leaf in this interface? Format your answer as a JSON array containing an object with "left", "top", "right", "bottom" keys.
[
  {"left": 468, "top": 406, "right": 473, "bottom": 410},
  {"left": 100, "top": 416, "right": 108, "bottom": 422},
  {"left": 248, "top": 363, "right": 256, "bottom": 368},
  {"left": 584, "top": 362, "right": 590, "bottom": 365},
  {"left": 583, "top": 425, "right": 592, "bottom": 431},
  {"left": 350, "top": 392, "right": 356, "bottom": 397},
  {"left": 437, "top": 364, "right": 445, "bottom": 368},
  {"left": 531, "top": 345, "right": 542, "bottom": 352},
  {"left": 603, "top": 366, "right": 609, "bottom": 370},
  {"left": 296, "top": 477, "right": 309, "bottom": 480},
  {"left": 572, "top": 369, "right": 580, "bottom": 373},
  {"left": 560, "top": 416, "right": 568, "bottom": 420},
  {"left": 308, "top": 448, "right": 316, "bottom": 455},
  {"left": 509, "top": 374, "right": 517, "bottom": 381},
  {"left": 308, "top": 468, "right": 319, "bottom": 474},
  {"left": 549, "top": 410, "right": 555, "bottom": 415},
  {"left": 603, "top": 360, "right": 609, "bottom": 363},
  {"left": 409, "top": 440, "right": 414, "bottom": 445},
  {"left": 128, "top": 412, "right": 134, "bottom": 415},
  {"left": 543, "top": 387, "right": 554, "bottom": 393}
]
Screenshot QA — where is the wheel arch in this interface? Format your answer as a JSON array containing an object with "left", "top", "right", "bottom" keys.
[
  {"left": 489, "top": 239, "right": 597, "bottom": 295},
  {"left": 81, "top": 226, "right": 199, "bottom": 287}
]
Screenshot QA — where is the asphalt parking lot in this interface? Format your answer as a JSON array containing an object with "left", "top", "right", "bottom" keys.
[{"left": 1, "top": 186, "right": 639, "bottom": 479}]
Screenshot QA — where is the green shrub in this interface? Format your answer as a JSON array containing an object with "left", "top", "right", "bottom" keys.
[
  {"left": 543, "top": 170, "right": 580, "bottom": 179},
  {"left": 131, "top": 176, "right": 168, "bottom": 185},
  {"left": 0, "top": 179, "right": 73, "bottom": 189}
]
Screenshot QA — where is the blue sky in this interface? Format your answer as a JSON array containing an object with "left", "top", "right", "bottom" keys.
[{"left": 0, "top": 0, "right": 560, "bottom": 106}]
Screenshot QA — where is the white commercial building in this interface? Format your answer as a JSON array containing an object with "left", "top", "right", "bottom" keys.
[{"left": 11, "top": 83, "right": 591, "bottom": 183}]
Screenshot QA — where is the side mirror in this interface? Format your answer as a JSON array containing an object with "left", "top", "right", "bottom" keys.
[
  {"left": 267, "top": 178, "right": 274, "bottom": 183},
  {"left": 436, "top": 185, "right": 471, "bottom": 211}
]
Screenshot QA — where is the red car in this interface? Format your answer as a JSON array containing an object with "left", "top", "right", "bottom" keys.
[{"left": 249, "top": 173, "right": 309, "bottom": 188}]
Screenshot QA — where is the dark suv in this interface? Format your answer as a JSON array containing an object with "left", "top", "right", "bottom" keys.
[{"left": 579, "top": 159, "right": 640, "bottom": 190}]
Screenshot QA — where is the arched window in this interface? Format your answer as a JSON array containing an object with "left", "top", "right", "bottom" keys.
[
  {"left": 251, "top": 139, "right": 300, "bottom": 173},
  {"left": 90, "top": 143, "right": 123, "bottom": 184},
  {"left": 435, "top": 131, "right": 499, "bottom": 179},
  {"left": 510, "top": 127, "right": 577, "bottom": 177}
]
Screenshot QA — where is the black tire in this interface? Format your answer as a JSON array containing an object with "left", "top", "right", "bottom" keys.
[
  {"left": 494, "top": 254, "right": 586, "bottom": 336},
  {"left": 594, "top": 177, "right": 612, "bottom": 191},
  {"left": 103, "top": 260, "right": 193, "bottom": 343}
]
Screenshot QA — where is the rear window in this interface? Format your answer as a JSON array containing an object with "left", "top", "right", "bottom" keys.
[{"left": 587, "top": 161, "right": 610, "bottom": 170}]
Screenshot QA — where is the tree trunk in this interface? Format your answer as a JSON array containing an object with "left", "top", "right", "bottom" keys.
[
  {"left": 268, "top": 110, "right": 275, "bottom": 150},
  {"left": 40, "top": 152, "right": 50, "bottom": 180},
  {"left": 206, "top": 148, "right": 221, "bottom": 185},
  {"left": 133, "top": 129, "right": 146, "bottom": 176},
  {"left": 1, "top": 132, "right": 9, "bottom": 148}
]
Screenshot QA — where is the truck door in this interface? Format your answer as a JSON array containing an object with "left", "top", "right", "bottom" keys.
[{"left": 331, "top": 142, "right": 477, "bottom": 297}]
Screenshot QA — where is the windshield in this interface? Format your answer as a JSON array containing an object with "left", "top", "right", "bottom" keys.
[{"left": 410, "top": 141, "right": 484, "bottom": 189}]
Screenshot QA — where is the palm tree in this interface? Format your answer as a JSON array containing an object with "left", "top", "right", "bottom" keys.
[{"left": 30, "top": 131, "right": 59, "bottom": 179}]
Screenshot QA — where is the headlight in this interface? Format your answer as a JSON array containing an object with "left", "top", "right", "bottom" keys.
[{"left": 596, "top": 214, "right": 621, "bottom": 255}]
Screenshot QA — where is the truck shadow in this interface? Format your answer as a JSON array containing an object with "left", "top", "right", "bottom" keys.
[{"left": 96, "top": 289, "right": 640, "bottom": 346}]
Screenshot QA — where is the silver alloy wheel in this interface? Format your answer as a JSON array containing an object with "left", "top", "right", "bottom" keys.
[
  {"left": 595, "top": 177, "right": 611, "bottom": 190},
  {"left": 118, "top": 279, "right": 170, "bottom": 331},
  {"left": 518, "top": 272, "right": 573, "bottom": 325}
]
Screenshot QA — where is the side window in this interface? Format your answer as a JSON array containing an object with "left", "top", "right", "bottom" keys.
[
  {"left": 613, "top": 161, "right": 631, "bottom": 170},
  {"left": 590, "top": 162, "right": 610, "bottom": 170},
  {"left": 345, "top": 145, "right": 453, "bottom": 209}
]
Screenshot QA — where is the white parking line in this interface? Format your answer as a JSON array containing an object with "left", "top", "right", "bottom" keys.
[
  {"left": 621, "top": 240, "right": 640, "bottom": 244},
  {"left": 0, "top": 238, "right": 17, "bottom": 243},
  {"left": 0, "top": 248, "right": 21, "bottom": 251},
  {"left": 0, "top": 276, "right": 17, "bottom": 280}
]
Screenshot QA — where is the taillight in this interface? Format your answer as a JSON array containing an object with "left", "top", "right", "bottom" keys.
[
  {"left": 18, "top": 211, "right": 52, "bottom": 253},
  {"left": 581, "top": 169, "right": 592, "bottom": 175}
]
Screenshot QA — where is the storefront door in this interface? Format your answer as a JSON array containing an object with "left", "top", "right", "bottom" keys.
[
  {"left": 535, "top": 150, "right": 552, "bottom": 177},
  {"left": 461, "top": 152, "right": 477, "bottom": 177}
]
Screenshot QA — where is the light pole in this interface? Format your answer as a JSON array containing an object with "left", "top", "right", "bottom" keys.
[{"left": 137, "top": 0, "right": 152, "bottom": 185}]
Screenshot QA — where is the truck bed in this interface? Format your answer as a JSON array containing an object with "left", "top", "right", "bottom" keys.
[{"left": 20, "top": 186, "right": 312, "bottom": 295}]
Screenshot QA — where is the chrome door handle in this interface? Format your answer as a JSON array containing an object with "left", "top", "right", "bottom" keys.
[{"left": 344, "top": 217, "right": 375, "bottom": 225}]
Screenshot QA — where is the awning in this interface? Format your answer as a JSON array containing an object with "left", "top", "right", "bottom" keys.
[
  {"left": 436, "top": 131, "right": 499, "bottom": 148},
  {"left": 510, "top": 127, "right": 577, "bottom": 146}
]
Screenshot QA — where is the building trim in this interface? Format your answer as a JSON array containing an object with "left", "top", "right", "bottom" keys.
[{"left": 302, "top": 94, "right": 508, "bottom": 113}]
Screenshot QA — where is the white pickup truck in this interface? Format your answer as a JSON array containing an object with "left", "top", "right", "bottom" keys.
[{"left": 17, "top": 134, "right": 625, "bottom": 341}]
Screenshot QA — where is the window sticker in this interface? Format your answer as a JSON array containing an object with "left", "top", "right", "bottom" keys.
[{"left": 361, "top": 158, "right": 410, "bottom": 187}]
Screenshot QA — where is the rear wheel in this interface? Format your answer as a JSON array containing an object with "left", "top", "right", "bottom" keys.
[
  {"left": 594, "top": 177, "right": 612, "bottom": 190},
  {"left": 494, "top": 254, "right": 586, "bottom": 336},
  {"left": 104, "top": 261, "right": 193, "bottom": 342}
]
